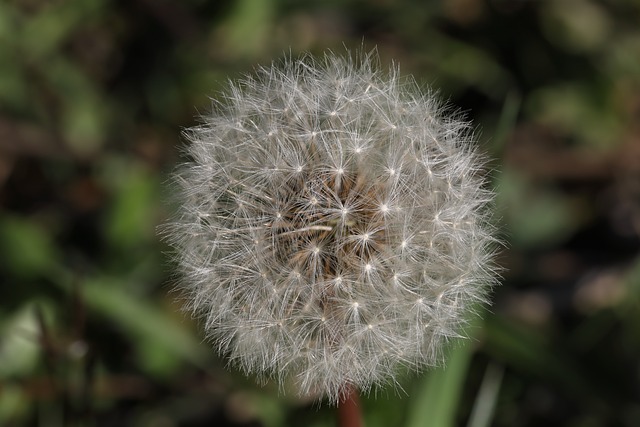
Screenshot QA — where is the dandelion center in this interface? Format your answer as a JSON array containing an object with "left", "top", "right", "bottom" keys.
[{"left": 268, "top": 165, "right": 389, "bottom": 289}]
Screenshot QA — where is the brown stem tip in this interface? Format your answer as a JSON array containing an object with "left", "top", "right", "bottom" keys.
[{"left": 337, "top": 385, "right": 363, "bottom": 427}]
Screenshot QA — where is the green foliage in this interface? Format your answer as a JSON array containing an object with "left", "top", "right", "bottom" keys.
[
  {"left": 0, "top": 216, "right": 59, "bottom": 278},
  {"left": 405, "top": 342, "right": 473, "bottom": 427}
]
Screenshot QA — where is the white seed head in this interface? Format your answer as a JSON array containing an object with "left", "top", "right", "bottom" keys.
[{"left": 162, "top": 50, "right": 498, "bottom": 404}]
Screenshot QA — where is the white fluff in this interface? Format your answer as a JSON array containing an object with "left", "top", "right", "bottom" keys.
[{"left": 162, "top": 50, "right": 498, "bottom": 404}]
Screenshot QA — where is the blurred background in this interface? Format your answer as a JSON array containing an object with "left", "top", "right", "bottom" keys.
[{"left": 1, "top": 0, "right": 639, "bottom": 426}]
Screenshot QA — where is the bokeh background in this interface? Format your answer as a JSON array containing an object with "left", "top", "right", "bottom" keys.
[{"left": 1, "top": 0, "right": 639, "bottom": 426}]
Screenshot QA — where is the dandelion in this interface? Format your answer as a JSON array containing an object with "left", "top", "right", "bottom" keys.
[{"left": 162, "top": 50, "right": 498, "bottom": 406}]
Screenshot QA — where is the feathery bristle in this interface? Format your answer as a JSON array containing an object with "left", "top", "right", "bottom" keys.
[{"left": 161, "top": 50, "right": 499, "bottom": 404}]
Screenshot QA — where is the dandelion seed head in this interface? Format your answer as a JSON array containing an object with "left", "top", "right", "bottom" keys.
[{"left": 162, "top": 50, "right": 498, "bottom": 404}]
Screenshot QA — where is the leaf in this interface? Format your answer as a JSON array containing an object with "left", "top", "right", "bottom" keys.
[
  {"left": 483, "top": 314, "right": 595, "bottom": 400},
  {"left": 0, "top": 304, "right": 45, "bottom": 378},
  {"left": 103, "top": 160, "right": 159, "bottom": 250},
  {"left": 466, "top": 363, "right": 504, "bottom": 427},
  {"left": 0, "top": 215, "right": 59, "bottom": 278},
  {"left": 404, "top": 341, "right": 473, "bottom": 427},
  {"left": 81, "top": 277, "right": 207, "bottom": 370}
]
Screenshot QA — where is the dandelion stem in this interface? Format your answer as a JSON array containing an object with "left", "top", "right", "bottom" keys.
[{"left": 337, "top": 384, "right": 363, "bottom": 427}]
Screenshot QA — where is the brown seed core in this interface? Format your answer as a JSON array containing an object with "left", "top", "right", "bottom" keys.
[{"left": 266, "top": 166, "right": 389, "bottom": 318}]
